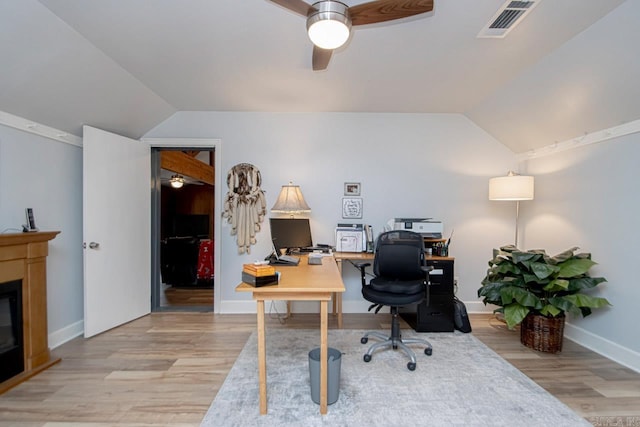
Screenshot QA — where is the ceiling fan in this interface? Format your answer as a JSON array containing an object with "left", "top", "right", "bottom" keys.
[
  {"left": 160, "top": 170, "right": 204, "bottom": 188},
  {"left": 269, "top": 0, "right": 434, "bottom": 70}
]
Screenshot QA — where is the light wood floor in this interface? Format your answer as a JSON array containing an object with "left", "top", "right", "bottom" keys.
[
  {"left": 0, "top": 312, "right": 639, "bottom": 426},
  {"left": 162, "top": 286, "right": 214, "bottom": 307}
]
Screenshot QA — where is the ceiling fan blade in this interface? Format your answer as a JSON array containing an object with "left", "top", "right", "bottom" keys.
[
  {"left": 312, "top": 46, "right": 333, "bottom": 71},
  {"left": 349, "top": 0, "right": 434, "bottom": 26},
  {"left": 269, "top": 0, "right": 316, "bottom": 17}
]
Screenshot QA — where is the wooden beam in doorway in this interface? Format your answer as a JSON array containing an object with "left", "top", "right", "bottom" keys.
[{"left": 160, "top": 151, "right": 214, "bottom": 186}]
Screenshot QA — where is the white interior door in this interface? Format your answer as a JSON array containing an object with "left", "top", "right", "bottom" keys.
[{"left": 83, "top": 125, "right": 151, "bottom": 337}]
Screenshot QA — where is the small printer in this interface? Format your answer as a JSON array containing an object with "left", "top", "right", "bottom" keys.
[{"left": 392, "top": 218, "right": 443, "bottom": 238}]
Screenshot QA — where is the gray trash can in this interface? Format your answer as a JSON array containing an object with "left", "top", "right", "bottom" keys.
[{"left": 308, "top": 347, "right": 341, "bottom": 405}]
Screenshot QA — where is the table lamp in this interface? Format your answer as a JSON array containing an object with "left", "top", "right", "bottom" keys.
[
  {"left": 489, "top": 171, "right": 534, "bottom": 248},
  {"left": 271, "top": 181, "right": 311, "bottom": 217}
]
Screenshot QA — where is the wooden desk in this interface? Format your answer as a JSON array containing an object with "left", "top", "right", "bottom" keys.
[{"left": 236, "top": 255, "right": 345, "bottom": 415}]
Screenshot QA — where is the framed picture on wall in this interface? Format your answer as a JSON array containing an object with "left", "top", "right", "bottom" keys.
[
  {"left": 344, "top": 182, "right": 361, "bottom": 196},
  {"left": 342, "top": 197, "right": 363, "bottom": 219}
]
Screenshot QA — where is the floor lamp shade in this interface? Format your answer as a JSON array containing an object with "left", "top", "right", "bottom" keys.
[
  {"left": 489, "top": 175, "right": 534, "bottom": 201},
  {"left": 271, "top": 182, "right": 311, "bottom": 214},
  {"left": 489, "top": 172, "right": 534, "bottom": 249}
]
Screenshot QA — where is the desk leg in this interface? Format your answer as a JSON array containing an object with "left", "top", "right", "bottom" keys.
[
  {"left": 336, "top": 293, "right": 343, "bottom": 329},
  {"left": 335, "top": 259, "right": 344, "bottom": 328},
  {"left": 257, "top": 299, "right": 267, "bottom": 415},
  {"left": 331, "top": 293, "right": 337, "bottom": 316},
  {"left": 320, "top": 300, "right": 328, "bottom": 415}
]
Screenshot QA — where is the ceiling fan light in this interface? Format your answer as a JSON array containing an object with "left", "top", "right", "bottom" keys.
[
  {"left": 307, "top": 1, "right": 351, "bottom": 50},
  {"left": 170, "top": 174, "right": 185, "bottom": 189}
]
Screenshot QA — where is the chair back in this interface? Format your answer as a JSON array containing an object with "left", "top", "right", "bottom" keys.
[{"left": 374, "top": 230, "right": 425, "bottom": 281}]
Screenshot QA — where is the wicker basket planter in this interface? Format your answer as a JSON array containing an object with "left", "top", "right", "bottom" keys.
[{"left": 520, "top": 313, "right": 565, "bottom": 353}]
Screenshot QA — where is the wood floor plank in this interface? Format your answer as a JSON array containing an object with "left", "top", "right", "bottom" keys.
[{"left": 0, "top": 312, "right": 639, "bottom": 425}]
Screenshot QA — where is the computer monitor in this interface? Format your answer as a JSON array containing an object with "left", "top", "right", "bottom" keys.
[{"left": 269, "top": 218, "right": 313, "bottom": 253}]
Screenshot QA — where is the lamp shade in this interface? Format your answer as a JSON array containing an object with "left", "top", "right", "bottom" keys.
[
  {"left": 489, "top": 173, "right": 534, "bottom": 201},
  {"left": 307, "top": 1, "right": 351, "bottom": 50},
  {"left": 271, "top": 182, "right": 311, "bottom": 213}
]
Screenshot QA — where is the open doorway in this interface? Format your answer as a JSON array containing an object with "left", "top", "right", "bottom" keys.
[{"left": 151, "top": 148, "right": 215, "bottom": 311}]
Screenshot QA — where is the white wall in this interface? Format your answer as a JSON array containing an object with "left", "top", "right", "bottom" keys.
[
  {"left": 520, "top": 134, "right": 640, "bottom": 368},
  {"left": 145, "top": 112, "right": 518, "bottom": 312},
  {"left": 2, "top": 111, "right": 637, "bottom": 372},
  {"left": 0, "top": 123, "right": 84, "bottom": 346}
]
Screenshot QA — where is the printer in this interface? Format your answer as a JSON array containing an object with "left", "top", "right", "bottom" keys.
[{"left": 391, "top": 218, "right": 443, "bottom": 238}]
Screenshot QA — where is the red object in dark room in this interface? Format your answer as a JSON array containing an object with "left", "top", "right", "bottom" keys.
[{"left": 197, "top": 240, "right": 214, "bottom": 281}]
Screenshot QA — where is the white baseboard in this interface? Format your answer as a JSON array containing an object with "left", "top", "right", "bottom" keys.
[
  {"left": 564, "top": 322, "right": 640, "bottom": 373},
  {"left": 49, "top": 320, "right": 84, "bottom": 349},
  {"left": 463, "top": 301, "right": 496, "bottom": 314}
]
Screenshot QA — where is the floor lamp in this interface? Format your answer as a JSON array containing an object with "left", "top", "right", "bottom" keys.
[{"left": 489, "top": 171, "right": 535, "bottom": 249}]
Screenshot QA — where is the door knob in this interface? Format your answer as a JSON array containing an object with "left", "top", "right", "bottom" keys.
[{"left": 89, "top": 242, "right": 100, "bottom": 249}]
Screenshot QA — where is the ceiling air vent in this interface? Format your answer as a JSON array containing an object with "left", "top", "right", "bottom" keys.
[{"left": 477, "top": 0, "right": 541, "bottom": 39}]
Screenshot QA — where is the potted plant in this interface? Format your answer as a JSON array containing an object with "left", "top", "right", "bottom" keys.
[{"left": 477, "top": 245, "right": 611, "bottom": 353}]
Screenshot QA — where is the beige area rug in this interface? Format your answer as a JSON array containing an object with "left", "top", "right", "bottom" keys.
[{"left": 201, "top": 329, "right": 590, "bottom": 426}]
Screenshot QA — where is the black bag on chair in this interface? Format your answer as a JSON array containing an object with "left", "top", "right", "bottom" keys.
[{"left": 453, "top": 296, "right": 472, "bottom": 333}]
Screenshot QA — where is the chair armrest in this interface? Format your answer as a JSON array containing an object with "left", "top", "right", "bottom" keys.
[
  {"left": 353, "top": 262, "right": 371, "bottom": 287},
  {"left": 421, "top": 265, "right": 434, "bottom": 273},
  {"left": 353, "top": 261, "right": 371, "bottom": 270}
]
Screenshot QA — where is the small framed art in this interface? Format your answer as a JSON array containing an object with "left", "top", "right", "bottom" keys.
[
  {"left": 342, "top": 197, "right": 363, "bottom": 219},
  {"left": 344, "top": 182, "right": 361, "bottom": 196}
]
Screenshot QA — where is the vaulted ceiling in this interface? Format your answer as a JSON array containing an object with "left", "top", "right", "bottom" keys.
[{"left": 1, "top": 0, "right": 638, "bottom": 154}]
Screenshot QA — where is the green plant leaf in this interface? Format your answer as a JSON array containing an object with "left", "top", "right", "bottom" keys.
[
  {"left": 522, "top": 272, "right": 541, "bottom": 284},
  {"left": 539, "top": 304, "right": 563, "bottom": 317},
  {"left": 558, "top": 258, "right": 596, "bottom": 278},
  {"left": 567, "top": 277, "right": 607, "bottom": 292},
  {"left": 563, "top": 294, "right": 612, "bottom": 309},
  {"left": 543, "top": 279, "right": 569, "bottom": 292},
  {"left": 548, "top": 294, "right": 611, "bottom": 318},
  {"left": 501, "top": 286, "right": 542, "bottom": 309},
  {"left": 477, "top": 282, "right": 505, "bottom": 305},
  {"left": 512, "top": 251, "right": 542, "bottom": 265},
  {"left": 531, "top": 262, "right": 558, "bottom": 280},
  {"left": 493, "top": 262, "right": 522, "bottom": 275},
  {"left": 504, "top": 303, "right": 530, "bottom": 329},
  {"left": 547, "top": 296, "right": 582, "bottom": 317},
  {"left": 550, "top": 247, "right": 579, "bottom": 263},
  {"left": 580, "top": 307, "right": 593, "bottom": 317}
]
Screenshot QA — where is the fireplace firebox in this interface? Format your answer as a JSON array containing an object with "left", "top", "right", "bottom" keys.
[{"left": 0, "top": 280, "right": 23, "bottom": 383}]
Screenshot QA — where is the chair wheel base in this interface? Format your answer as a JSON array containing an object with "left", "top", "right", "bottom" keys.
[
  {"left": 363, "top": 354, "right": 372, "bottom": 363},
  {"left": 361, "top": 337, "right": 368, "bottom": 344},
  {"left": 425, "top": 348, "right": 432, "bottom": 356},
  {"left": 407, "top": 362, "right": 416, "bottom": 371}
]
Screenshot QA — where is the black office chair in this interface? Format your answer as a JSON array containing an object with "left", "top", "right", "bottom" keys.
[{"left": 356, "top": 230, "right": 433, "bottom": 371}]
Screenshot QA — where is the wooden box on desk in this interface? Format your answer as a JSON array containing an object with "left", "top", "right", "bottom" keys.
[
  {"left": 242, "top": 264, "right": 276, "bottom": 276},
  {"left": 241, "top": 271, "right": 278, "bottom": 287}
]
